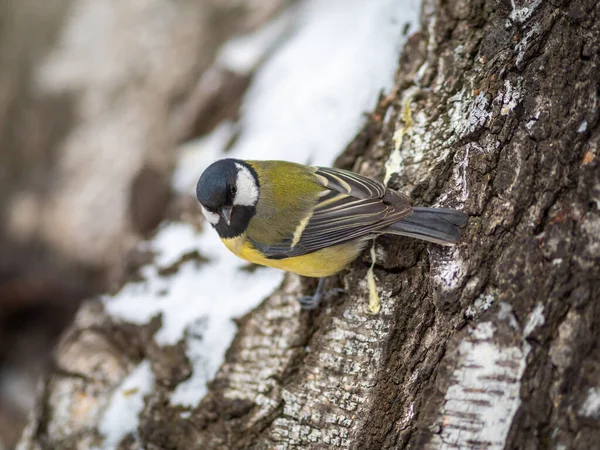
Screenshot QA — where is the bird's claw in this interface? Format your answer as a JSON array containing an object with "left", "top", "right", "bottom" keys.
[{"left": 298, "top": 294, "right": 321, "bottom": 310}]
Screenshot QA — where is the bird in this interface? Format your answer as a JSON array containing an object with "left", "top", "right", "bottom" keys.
[{"left": 196, "top": 158, "right": 468, "bottom": 309}]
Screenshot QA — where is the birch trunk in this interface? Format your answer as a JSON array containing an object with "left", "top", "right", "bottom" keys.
[{"left": 18, "top": 0, "right": 600, "bottom": 449}]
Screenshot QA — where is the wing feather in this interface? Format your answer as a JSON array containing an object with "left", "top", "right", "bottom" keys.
[{"left": 251, "top": 167, "right": 412, "bottom": 259}]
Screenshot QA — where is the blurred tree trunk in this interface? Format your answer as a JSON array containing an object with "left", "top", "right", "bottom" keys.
[{"left": 18, "top": 0, "right": 600, "bottom": 449}]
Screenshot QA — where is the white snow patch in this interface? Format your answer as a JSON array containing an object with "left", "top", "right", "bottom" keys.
[
  {"left": 105, "top": 222, "right": 283, "bottom": 346},
  {"left": 96, "top": 361, "right": 154, "bottom": 450},
  {"left": 104, "top": 0, "right": 421, "bottom": 419},
  {"left": 170, "top": 317, "right": 232, "bottom": 406},
  {"left": 172, "top": 122, "right": 237, "bottom": 194},
  {"left": 181, "top": 0, "right": 420, "bottom": 178},
  {"left": 578, "top": 120, "right": 588, "bottom": 133},
  {"left": 580, "top": 388, "right": 600, "bottom": 419},
  {"left": 217, "top": 8, "right": 295, "bottom": 74}
]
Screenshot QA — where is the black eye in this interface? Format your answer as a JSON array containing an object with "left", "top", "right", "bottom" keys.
[{"left": 230, "top": 185, "right": 237, "bottom": 196}]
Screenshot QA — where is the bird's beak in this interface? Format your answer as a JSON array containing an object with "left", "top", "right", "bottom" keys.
[{"left": 220, "top": 206, "right": 232, "bottom": 225}]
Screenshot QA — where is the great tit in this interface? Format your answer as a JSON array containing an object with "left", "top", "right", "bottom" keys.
[{"left": 196, "top": 159, "right": 467, "bottom": 309}]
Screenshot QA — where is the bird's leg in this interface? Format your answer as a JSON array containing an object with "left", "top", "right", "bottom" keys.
[{"left": 298, "top": 277, "right": 327, "bottom": 310}]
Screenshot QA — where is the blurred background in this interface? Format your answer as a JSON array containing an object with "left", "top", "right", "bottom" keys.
[
  {"left": 0, "top": 0, "right": 416, "bottom": 447},
  {"left": 0, "top": 1, "right": 287, "bottom": 445}
]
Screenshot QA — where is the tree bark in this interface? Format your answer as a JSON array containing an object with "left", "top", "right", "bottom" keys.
[{"left": 18, "top": 0, "right": 600, "bottom": 449}]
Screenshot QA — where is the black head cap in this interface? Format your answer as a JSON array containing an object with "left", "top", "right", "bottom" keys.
[
  {"left": 196, "top": 159, "right": 239, "bottom": 210},
  {"left": 196, "top": 158, "right": 258, "bottom": 239}
]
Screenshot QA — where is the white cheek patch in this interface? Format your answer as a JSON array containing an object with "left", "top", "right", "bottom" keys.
[
  {"left": 234, "top": 163, "right": 259, "bottom": 206},
  {"left": 201, "top": 206, "right": 220, "bottom": 225}
]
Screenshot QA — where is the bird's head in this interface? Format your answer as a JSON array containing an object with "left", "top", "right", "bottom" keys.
[{"left": 196, "top": 159, "right": 259, "bottom": 238}]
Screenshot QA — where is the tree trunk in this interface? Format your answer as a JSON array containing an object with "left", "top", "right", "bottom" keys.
[{"left": 18, "top": 0, "right": 600, "bottom": 449}]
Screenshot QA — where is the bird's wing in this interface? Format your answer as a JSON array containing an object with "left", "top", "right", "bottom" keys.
[{"left": 251, "top": 167, "right": 413, "bottom": 259}]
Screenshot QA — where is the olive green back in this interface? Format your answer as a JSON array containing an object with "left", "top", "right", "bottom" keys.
[{"left": 246, "top": 160, "right": 322, "bottom": 246}]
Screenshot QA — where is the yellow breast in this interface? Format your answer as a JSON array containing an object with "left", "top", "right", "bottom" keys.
[{"left": 221, "top": 235, "right": 364, "bottom": 278}]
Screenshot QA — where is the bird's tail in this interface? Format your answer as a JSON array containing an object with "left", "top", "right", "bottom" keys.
[{"left": 384, "top": 207, "right": 468, "bottom": 246}]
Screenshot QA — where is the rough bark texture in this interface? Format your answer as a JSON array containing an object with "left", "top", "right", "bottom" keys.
[{"left": 17, "top": 0, "right": 600, "bottom": 449}]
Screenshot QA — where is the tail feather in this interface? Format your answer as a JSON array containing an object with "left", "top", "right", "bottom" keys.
[{"left": 384, "top": 207, "right": 468, "bottom": 246}]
